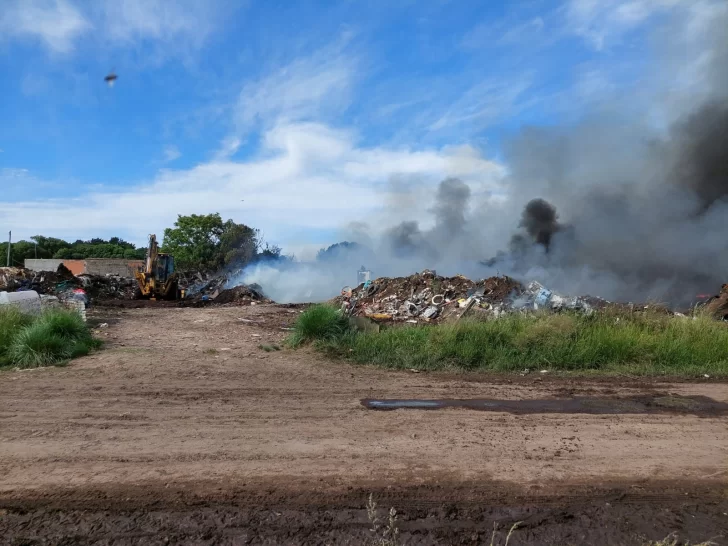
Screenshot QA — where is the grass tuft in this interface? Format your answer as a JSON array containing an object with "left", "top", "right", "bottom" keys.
[
  {"left": 0, "top": 306, "right": 34, "bottom": 367},
  {"left": 293, "top": 310, "right": 728, "bottom": 376},
  {"left": 289, "top": 305, "right": 351, "bottom": 347},
  {"left": 1, "top": 308, "right": 100, "bottom": 370},
  {"left": 36, "top": 308, "right": 89, "bottom": 341},
  {"left": 7, "top": 325, "right": 72, "bottom": 369}
]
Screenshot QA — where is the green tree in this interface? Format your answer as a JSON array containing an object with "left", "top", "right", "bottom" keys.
[
  {"left": 30, "top": 236, "right": 71, "bottom": 258},
  {"left": 162, "top": 213, "right": 227, "bottom": 270},
  {"left": 162, "top": 213, "right": 265, "bottom": 270},
  {"left": 219, "top": 220, "right": 259, "bottom": 267},
  {"left": 53, "top": 248, "right": 74, "bottom": 259}
]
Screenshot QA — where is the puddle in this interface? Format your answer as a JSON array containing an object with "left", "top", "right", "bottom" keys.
[{"left": 361, "top": 395, "right": 728, "bottom": 416}]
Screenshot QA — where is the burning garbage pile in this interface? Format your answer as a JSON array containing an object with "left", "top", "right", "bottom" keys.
[
  {"left": 182, "top": 270, "right": 273, "bottom": 306},
  {"left": 333, "top": 270, "right": 597, "bottom": 322}
]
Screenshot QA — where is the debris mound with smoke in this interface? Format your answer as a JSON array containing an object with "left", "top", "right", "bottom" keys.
[{"left": 237, "top": 6, "right": 728, "bottom": 306}]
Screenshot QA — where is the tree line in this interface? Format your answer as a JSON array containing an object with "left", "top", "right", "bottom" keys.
[
  {"left": 2, "top": 213, "right": 288, "bottom": 271},
  {"left": 1, "top": 236, "right": 146, "bottom": 267}
]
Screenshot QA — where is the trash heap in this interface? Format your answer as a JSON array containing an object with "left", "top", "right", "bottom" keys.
[
  {"left": 210, "top": 283, "right": 272, "bottom": 305},
  {"left": 77, "top": 274, "right": 138, "bottom": 300},
  {"left": 704, "top": 284, "right": 728, "bottom": 320},
  {"left": 0, "top": 266, "right": 91, "bottom": 318},
  {"left": 180, "top": 270, "right": 242, "bottom": 300},
  {"left": 0, "top": 266, "right": 78, "bottom": 294},
  {"left": 0, "top": 265, "right": 137, "bottom": 303},
  {"left": 334, "top": 270, "right": 595, "bottom": 323},
  {"left": 182, "top": 269, "right": 273, "bottom": 305},
  {"left": 333, "top": 270, "right": 518, "bottom": 322}
]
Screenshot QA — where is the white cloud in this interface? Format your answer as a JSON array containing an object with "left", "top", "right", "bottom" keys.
[
  {"left": 0, "top": 0, "right": 90, "bottom": 54},
  {"left": 0, "top": 123, "right": 506, "bottom": 248},
  {"left": 229, "top": 41, "right": 356, "bottom": 143},
  {"left": 163, "top": 145, "right": 182, "bottom": 163},
  {"left": 1, "top": 0, "right": 231, "bottom": 56},
  {"left": 566, "top": 0, "right": 686, "bottom": 50},
  {"left": 96, "top": 0, "right": 225, "bottom": 47},
  {"left": 428, "top": 78, "right": 533, "bottom": 132},
  {"left": 499, "top": 17, "right": 546, "bottom": 45}
]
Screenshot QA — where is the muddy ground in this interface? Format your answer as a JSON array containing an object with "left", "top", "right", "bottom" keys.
[{"left": 1, "top": 305, "right": 727, "bottom": 545}]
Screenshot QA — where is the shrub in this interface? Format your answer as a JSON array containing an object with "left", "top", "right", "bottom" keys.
[
  {"left": 7, "top": 323, "right": 73, "bottom": 368},
  {"left": 1, "top": 308, "right": 100, "bottom": 369},
  {"left": 0, "top": 306, "right": 34, "bottom": 366},
  {"left": 289, "top": 305, "right": 351, "bottom": 347}
]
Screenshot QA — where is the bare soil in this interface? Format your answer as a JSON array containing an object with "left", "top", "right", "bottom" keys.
[{"left": 1, "top": 305, "right": 727, "bottom": 545}]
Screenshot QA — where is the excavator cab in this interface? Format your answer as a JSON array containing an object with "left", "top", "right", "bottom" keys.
[{"left": 155, "top": 254, "right": 175, "bottom": 284}]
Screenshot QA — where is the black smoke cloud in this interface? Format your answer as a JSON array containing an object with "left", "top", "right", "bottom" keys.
[
  {"left": 669, "top": 101, "right": 728, "bottom": 210},
  {"left": 516, "top": 198, "right": 561, "bottom": 250}
]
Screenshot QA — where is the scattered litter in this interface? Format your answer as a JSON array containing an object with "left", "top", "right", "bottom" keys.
[
  {"left": 99, "top": 323, "right": 109, "bottom": 328},
  {"left": 251, "top": 334, "right": 261, "bottom": 337},
  {"left": 421, "top": 306, "right": 439, "bottom": 320},
  {"left": 219, "top": 348, "right": 232, "bottom": 351}
]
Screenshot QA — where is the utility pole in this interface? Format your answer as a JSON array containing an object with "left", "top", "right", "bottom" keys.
[{"left": 6, "top": 231, "right": 10, "bottom": 267}]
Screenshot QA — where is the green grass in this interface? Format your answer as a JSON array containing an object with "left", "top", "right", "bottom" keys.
[
  {"left": 292, "top": 305, "right": 728, "bottom": 376},
  {"left": 0, "top": 306, "right": 34, "bottom": 367},
  {"left": 288, "top": 304, "right": 351, "bottom": 347},
  {"left": 0, "top": 307, "right": 101, "bottom": 370}
]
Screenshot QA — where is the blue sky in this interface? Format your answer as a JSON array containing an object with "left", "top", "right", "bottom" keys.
[{"left": 0, "top": 0, "right": 722, "bottom": 258}]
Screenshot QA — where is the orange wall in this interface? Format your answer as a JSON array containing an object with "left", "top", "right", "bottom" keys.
[{"left": 62, "top": 260, "right": 86, "bottom": 275}]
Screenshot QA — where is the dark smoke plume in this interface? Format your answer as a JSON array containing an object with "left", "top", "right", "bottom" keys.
[
  {"left": 384, "top": 177, "right": 472, "bottom": 260},
  {"left": 431, "top": 177, "right": 471, "bottom": 237},
  {"left": 670, "top": 101, "right": 728, "bottom": 210},
  {"left": 385, "top": 220, "right": 433, "bottom": 258},
  {"left": 517, "top": 198, "right": 561, "bottom": 249}
]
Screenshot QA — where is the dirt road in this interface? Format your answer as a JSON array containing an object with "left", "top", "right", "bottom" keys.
[{"left": 2, "top": 305, "right": 727, "bottom": 544}]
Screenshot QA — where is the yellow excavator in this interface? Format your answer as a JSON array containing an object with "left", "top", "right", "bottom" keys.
[{"left": 134, "top": 234, "right": 180, "bottom": 300}]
